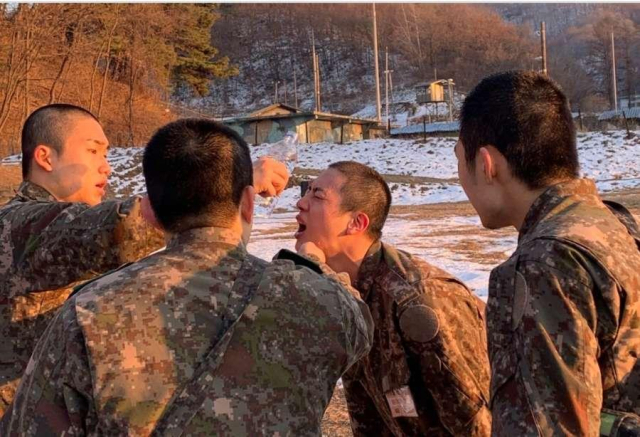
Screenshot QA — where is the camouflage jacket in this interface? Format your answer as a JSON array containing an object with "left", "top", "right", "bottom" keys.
[
  {"left": 0, "top": 181, "right": 163, "bottom": 416},
  {"left": 487, "top": 179, "right": 640, "bottom": 437},
  {"left": 1, "top": 227, "right": 374, "bottom": 436},
  {"left": 342, "top": 241, "right": 491, "bottom": 437}
]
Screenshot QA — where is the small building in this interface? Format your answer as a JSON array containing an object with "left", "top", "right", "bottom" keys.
[
  {"left": 224, "top": 104, "right": 386, "bottom": 145},
  {"left": 416, "top": 80, "right": 450, "bottom": 104}
]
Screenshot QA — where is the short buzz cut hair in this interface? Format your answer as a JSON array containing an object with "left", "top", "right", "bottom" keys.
[
  {"left": 21, "top": 104, "right": 99, "bottom": 178},
  {"left": 460, "top": 70, "right": 579, "bottom": 189},
  {"left": 328, "top": 161, "right": 391, "bottom": 241},
  {"left": 142, "top": 118, "right": 253, "bottom": 233}
]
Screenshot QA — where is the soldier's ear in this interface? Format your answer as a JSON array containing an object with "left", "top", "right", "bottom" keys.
[
  {"left": 33, "top": 145, "right": 54, "bottom": 173},
  {"left": 140, "top": 195, "right": 162, "bottom": 231},
  {"left": 347, "top": 211, "right": 370, "bottom": 236},
  {"left": 240, "top": 185, "right": 255, "bottom": 225}
]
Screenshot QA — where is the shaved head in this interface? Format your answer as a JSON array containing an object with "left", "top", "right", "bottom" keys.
[{"left": 22, "top": 104, "right": 99, "bottom": 178}]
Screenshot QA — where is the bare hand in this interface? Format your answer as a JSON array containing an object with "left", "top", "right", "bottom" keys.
[
  {"left": 253, "top": 157, "right": 289, "bottom": 198},
  {"left": 297, "top": 242, "right": 326, "bottom": 264}
]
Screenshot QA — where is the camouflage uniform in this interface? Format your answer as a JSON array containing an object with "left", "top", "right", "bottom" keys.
[
  {"left": 342, "top": 241, "right": 491, "bottom": 436},
  {"left": 1, "top": 227, "right": 374, "bottom": 436},
  {"left": 487, "top": 179, "right": 640, "bottom": 436},
  {"left": 0, "top": 181, "right": 163, "bottom": 415}
]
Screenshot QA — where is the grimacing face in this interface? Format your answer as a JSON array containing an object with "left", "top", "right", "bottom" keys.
[
  {"left": 294, "top": 168, "right": 353, "bottom": 256},
  {"left": 48, "top": 116, "right": 111, "bottom": 206}
]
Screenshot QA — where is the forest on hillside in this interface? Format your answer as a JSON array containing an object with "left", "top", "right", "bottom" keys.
[{"left": 1, "top": 3, "right": 639, "bottom": 157}]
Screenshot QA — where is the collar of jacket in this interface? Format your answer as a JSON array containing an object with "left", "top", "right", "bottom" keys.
[
  {"left": 167, "top": 226, "right": 246, "bottom": 253},
  {"left": 355, "top": 240, "right": 383, "bottom": 300},
  {"left": 15, "top": 180, "right": 57, "bottom": 202},
  {"left": 518, "top": 178, "right": 599, "bottom": 244}
]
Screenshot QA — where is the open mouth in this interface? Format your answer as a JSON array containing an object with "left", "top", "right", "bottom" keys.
[{"left": 294, "top": 217, "right": 307, "bottom": 239}]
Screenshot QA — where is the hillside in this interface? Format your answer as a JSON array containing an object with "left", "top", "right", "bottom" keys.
[{"left": 200, "top": 3, "right": 640, "bottom": 118}]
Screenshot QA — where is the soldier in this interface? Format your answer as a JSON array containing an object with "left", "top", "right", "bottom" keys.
[
  {"left": 455, "top": 71, "right": 640, "bottom": 436},
  {"left": 0, "top": 104, "right": 289, "bottom": 416},
  {"left": 1, "top": 118, "right": 373, "bottom": 435},
  {"left": 294, "top": 161, "right": 491, "bottom": 436}
]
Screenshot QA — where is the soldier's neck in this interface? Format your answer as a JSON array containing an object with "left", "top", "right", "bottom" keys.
[
  {"left": 27, "top": 174, "right": 61, "bottom": 201},
  {"left": 326, "top": 238, "right": 374, "bottom": 286}
]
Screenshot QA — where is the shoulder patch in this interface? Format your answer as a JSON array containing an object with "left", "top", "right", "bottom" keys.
[
  {"left": 512, "top": 271, "right": 529, "bottom": 330},
  {"left": 399, "top": 304, "right": 439, "bottom": 342}
]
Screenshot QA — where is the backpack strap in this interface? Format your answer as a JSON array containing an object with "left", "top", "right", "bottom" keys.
[
  {"left": 604, "top": 200, "right": 640, "bottom": 250},
  {"left": 151, "top": 255, "right": 267, "bottom": 436}
]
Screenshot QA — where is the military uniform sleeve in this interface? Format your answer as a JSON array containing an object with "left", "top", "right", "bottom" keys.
[
  {"left": 274, "top": 250, "right": 374, "bottom": 365},
  {"left": 342, "top": 375, "right": 393, "bottom": 437},
  {"left": 398, "top": 278, "right": 491, "bottom": 436},
  {"left": 310, "top": 264, "right": 374, "bottom": 368},
  {"left": 0, "top": 301, "right": 95, "bottom": 434},
  {"left": 491, "top": 242, "right": 602, "bottom": 436},
  {"left": 12, "top": 196, "right": 164, "bottom": 294}
]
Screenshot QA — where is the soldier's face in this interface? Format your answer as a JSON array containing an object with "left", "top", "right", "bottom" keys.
[
  {"left": 295, "top": 168, "right": 353, "bottom": 257},
  {"left": 49, "top": 117, "right": 111, "bottom": 206},
  {"left": 455, "top": 140, "right": 504, "bottom": 229}
]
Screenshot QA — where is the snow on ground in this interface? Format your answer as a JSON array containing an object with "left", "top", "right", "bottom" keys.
[
  {"left": 249, "top": 212, "right": 517, "bottom": 298},
  {"left": 3, "top": 129, "right": 639, "bottom": 204}
]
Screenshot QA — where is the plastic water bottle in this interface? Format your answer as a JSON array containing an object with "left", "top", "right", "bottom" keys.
[{"left": 254, "top": 132, "right": 298, "bottom": 217}]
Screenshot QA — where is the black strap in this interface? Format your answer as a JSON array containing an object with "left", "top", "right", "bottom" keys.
[
  {"left": 274, "top": 248, "right": 323, "bottom": 274},
  {"left": 151, "top": 256, "right": 267, "bottom": 436},
  {"left": 604, "top": 200, "right": 640, "bottom": 250}
]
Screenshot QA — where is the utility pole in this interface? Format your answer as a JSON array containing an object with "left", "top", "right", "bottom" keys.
[
  {"left": 312, "top": 31, "right": 321, "bottom": 112},
  {"left": 316, "top": 51, "right": 321, "bottom": 111},
  {"left": 540, "top": 21, "right": 548, "bottom": 76},
  {"left": 384, "top": 47, "right": 394, "bottom": 126},
  {"left": 611, "top": 31, "right": 618, "bottom": 111},
  {"left": 372, "top": 3, "right": 382, "bottom": 123},
  {"left": 447, "top": 79, "right": 454, "bottom": 122}
]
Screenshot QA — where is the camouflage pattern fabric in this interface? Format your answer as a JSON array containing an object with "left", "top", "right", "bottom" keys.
[
  {"left": 0, "top": 181, "right": 163, "bottom": 416},
  {"left": 342, "top": 241, "right": 491, "bottom": 436},
  {"left": 487, "top": 179, "right": 640, "bottom": 436},
  {"left": 1, "top": 227, "right": 374, "bottom": 435}
]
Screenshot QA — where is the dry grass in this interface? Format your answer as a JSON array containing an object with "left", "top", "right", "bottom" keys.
[{"left": 0, "top": 164, "right": 22, "bottom": 205}]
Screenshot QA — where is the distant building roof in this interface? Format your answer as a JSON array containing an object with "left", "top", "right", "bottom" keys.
[
  {"left": 225, "top": 104, "right": 381, "bottom": 126},
  {"left": 390, "top": 121, "right": 459, "bottom": 135},
  {"left": 249, "top": 103, "right": 301, "bottom": 117},
  {"left": 598, "top": 108, "right": 640, "bottom": 121},
  {"left": 415, "top": 79, "right": 449, "bottom": 88}
]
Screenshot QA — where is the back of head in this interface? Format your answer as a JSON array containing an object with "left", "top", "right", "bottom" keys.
[
  {"left": 460, "top": 71, "right": 579, "bottom": 189},
  {"left": 143, "top": 118, "right": 252, "bottom": 233},
  {"left": 21, "top": 104, "right": 98, "bottom": 179},
  {"left": 329, "top": 161, "right": 391, "bottom": 241}
]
